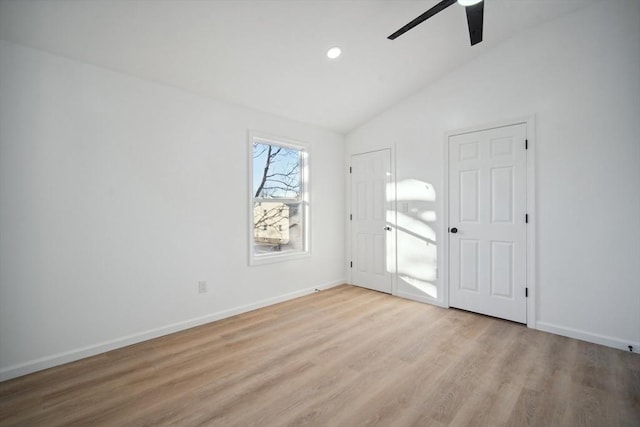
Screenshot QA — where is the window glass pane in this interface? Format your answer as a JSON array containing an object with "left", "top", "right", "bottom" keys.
[
  {"left": 253, "top": 142, "right": 301, "bottom": 199},
  {"left": 253, "top": 201, "right": 303, "bottom": 254},
  {"left": 249, "top": 135, "right": 307, "bottom": 264}
]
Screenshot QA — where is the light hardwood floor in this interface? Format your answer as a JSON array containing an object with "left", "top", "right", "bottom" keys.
[{"left": 1, "top": 285, "right": 638, "bottom": 426}]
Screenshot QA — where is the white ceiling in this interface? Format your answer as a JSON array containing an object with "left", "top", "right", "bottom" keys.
[{"left": 0, "top": 0, "right": 596, "bottom": 134}]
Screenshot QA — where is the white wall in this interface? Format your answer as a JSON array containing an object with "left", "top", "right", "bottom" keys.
[
  {"left": 0, "top": 40, "right": 345, "bottom": 379},
  {"left": 346, "top": 0, "right": 640, "bottom": 350}
]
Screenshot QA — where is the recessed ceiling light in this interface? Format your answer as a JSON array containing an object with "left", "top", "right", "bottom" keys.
[
  {"left": 326, "top": 47, "right": 341, "bottom": 59},
  {"left": 457, "top": 0, "right": 482, "bottom": 6}
]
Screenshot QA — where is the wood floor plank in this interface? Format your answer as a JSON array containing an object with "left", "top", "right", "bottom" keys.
[{"left": 1, "top": 285, "right": 638, "bottom": 426}]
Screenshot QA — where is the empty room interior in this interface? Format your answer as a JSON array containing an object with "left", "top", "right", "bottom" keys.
[{"left": 0, "top": 0, "right": 639, "bottom": 425}]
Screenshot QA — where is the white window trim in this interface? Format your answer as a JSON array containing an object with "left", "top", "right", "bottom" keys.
[{"left": 248, "top": 130, "right": 310, "bottom": 266}]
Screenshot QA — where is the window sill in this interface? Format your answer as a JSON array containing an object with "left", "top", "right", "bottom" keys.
[{"left": 249, "top": 250, "right": 311, "bottom": 266}]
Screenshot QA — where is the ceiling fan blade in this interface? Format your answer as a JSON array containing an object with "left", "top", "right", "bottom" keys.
[
  {"left": 388, "top": 0, "right": 457, "bottom": 40},
  {"left": 465, "top": 1, "right": 484, "bottom": 45}
]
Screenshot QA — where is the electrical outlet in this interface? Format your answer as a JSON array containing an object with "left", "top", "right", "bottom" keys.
[{"left": 198, "top": 281, "right": 207, "bottom": 294}]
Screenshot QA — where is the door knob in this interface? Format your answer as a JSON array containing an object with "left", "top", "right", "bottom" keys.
[
  {"left": 450, "top": 227, "right": 458, "bottom": 233},
  {"left": 384, "top": 226, "right": 391, "bottom": 231}
]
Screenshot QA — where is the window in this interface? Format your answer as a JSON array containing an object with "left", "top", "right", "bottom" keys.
[{"left": 249, "top": 132, "right": 309, "bottom": 264}]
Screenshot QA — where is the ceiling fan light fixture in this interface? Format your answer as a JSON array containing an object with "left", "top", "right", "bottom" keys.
[
  {"left": 326, "top": 47, "right": 341, "bottom": 59},
  {"left": 388, "top": 0, "right": 484, "bottom": 45}
]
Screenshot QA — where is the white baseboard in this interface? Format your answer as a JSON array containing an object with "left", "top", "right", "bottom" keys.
[
  {"left": 0, "top": 279, "right": 345, "bottom": 381},
  {"left": 535, "top": 321, "right": 640, "bottom": 354}
]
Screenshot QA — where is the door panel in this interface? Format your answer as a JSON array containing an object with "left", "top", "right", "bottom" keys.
[
  {"left": 459, "top": 239, "right": 479, "bottom": 291},
  {"left": 459, "top": 170, "right": 479, "bottom": 222},
  {"left": 490, "top": 241, "right": 513, "bottom": 297},
  {"left": 449, "top": 124, "right": 527, "bottom": 323},
  {"left": 351, "top": 150, "right": 392, "bottom": 294},
  {"left": 491, "top": 167, "right": 514, "bottom": 223}
]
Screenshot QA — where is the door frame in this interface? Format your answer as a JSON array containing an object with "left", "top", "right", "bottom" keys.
[
  {"left": 442, "top": 116, "right": 536, "bottom": 328},
  {"left": 348, "top": 147, "right": 398, "bottom": 295}
]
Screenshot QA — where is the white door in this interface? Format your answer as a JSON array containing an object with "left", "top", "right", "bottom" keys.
[
  {"left": 351, "top": 150, "right": 393, "bottom": 294},
  {"left": 448, "top": 123, "right": 527, "bottom": 323}
]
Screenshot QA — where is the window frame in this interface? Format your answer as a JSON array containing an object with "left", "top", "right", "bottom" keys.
[{"left": 248, "top": 131, "right": 310, "bottom": 266}]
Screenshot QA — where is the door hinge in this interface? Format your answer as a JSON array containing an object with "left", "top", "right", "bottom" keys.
[
  {"left": 349, "top": 166, "right": 352, "bottom": 173},
  {"left": 525, "top": 287, "right": 529, "bottom": 298},
  {"left": 349, "top": 214, "right": 352, "bottom": 220},
  {"left": 350, "top": 261, "right": 353, "bottom": 268},
  {"left": 525, "top": 213, "right": 529, "bottom": 223},
  {"left": 525, "top": 139, "right": 528, "bottom": 150}
]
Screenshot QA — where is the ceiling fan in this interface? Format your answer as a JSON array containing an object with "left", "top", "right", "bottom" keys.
[{"left": 388, "top": 0, "right": 484, "bottom": 46}]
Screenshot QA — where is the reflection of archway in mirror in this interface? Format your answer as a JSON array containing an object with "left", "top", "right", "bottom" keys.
[{"left": 388, "top": 179, "right": 438, "bottom": 301}]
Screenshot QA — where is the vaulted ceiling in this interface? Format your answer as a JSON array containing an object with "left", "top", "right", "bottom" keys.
[{"left": 0, "top": 0, "right": 596, "bottom": 133}]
